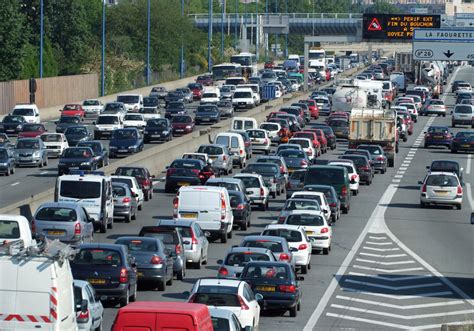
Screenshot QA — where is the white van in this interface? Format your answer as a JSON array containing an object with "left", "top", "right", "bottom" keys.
[
  {"left": 231, "top": 117, "right": 258, "bottom": 131},
  {"left": 232, "top": 88, "right": 256, "bottom": 109},
  {"left": 94, "top": 114, "right": 124, "bottom": 139},
  {"left": 173, "top": 186, "right": 233, "bottom": 243},
  {"left": 12, "top": 104, "right": 40, "bottom": 123},
  {"left": 238, "top": 84, "right": 261, "bottom": 105},
  {"left": 201, "top": 87, "right": 221, "bottom": 104},
  {"left": 214, "top": 132, "right": 247, "bottom": 168},
  {"left": 0, "top": 214, "right": 33, "bottom": 247},
  {"left": 0, "top": 240, "right": 77, "bottom": 331},
  {"left": 55, "top": 173, "right": 114, "bottom": 233},
  {"left": 116, "top": 94, "right": 144, "bottom": 113}
]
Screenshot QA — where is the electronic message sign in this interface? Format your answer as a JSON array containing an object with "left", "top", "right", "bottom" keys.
[{"left": 362, "top": 14, "right": 441, "bottom": 40}]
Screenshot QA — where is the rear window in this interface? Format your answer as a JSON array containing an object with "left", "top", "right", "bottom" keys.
[
  {"left": 290, "top": 139, "right": 310, "bottom": 148},
  {"left": 263, "top": 229, "right": 302, "bottom": 242},
  {"left": 112, "top": 178, "right": 133, "bottom": 188},
  {"left": 247, "top": 130, "right": 265, "bottom": 138},
  {"left": 74, "top": 249, "right": 122, "bottom": 265},
  {"left": 242, "top": 240, "right": 283, "bottom": 253},
  {"left": 243, "top": 265, "right": 288, "bottom": 279},
  {"left": 245, "top": 163, "right": 278, "bottom": 175},
  {"left": 284, "top": 199, "right": 320, "bottom": 211},
  {"left": 290, "top": 170, "right": 306, "bottom": 181},
  {"left": 260, "top": 123, "right": 279, "bottom": 131},
  {"left": 280, "top": 150, "right": 305, "bottom": 158},
  {"left": 224, "top": 252, "right": 271, "bottom": 266},
  {"left": 237, "top": 176, "right": 260, "bottom": 188},
  {"left": 112, "top": 185, "right": 127, "bottom": 197},
  {"left": 207, "top": 182, "right": 239, "bottom": 192},
  {"left": 35, "top": 207, "right": 77, "bottom": 222},
  {"left": 0, "top": 220, "right": 20, "bottom": 239},
  {"left": 198, "top": 145, "right": 223, "bottom": 155},
  {"left": 286, "top": 214, "right": 325, "bottom": 226},
  {"left": 426, "top": 175, "right": 458, "bottom": 187},
  {"left": 140, "top": 229, "right": 178, "bottom": 244},
  {"left": 170, "top": 160, "right": 200, "bottom": 169},
  {"left": 455, "top": 105, "right": 473, "bottom": 114},
  {"left": 116, "top": 239, "right": 158, "bottom": 252},
  {"left": 305, "top": 168, "right": 345, "bottom": 185},
  {"left": 193, "top": 293, "right": 239, "bottom": 307}
]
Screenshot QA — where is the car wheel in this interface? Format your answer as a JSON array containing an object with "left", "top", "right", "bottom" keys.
[
  {"left": 157, "top": 279, "right": 166, "bottom": 291},
  {"left": 240, "top": 160, "right": 244, "bottom": 169},
  {"left": 452, "top": 123, "right": 456, "bottom": 128},
  {"left": 265, "top": 149, "right": 269, "bottom": 155},
  {"left": 241, "top": 220, "right": 248, "bottom": 231},
  {"left": 323, "top": 247, "right": 330, "bottom": 255},
  {"left": 194, "top": 256, "right": 202, "bottom": 269},
  {"left": 297, "top": 301, "right": 301, "bottom": 311},
  {"left": 107, "top": 220, "right": 113, "bottom": 229},
  {"left": 289, "top": 305, "right": 297, "bottom": 317},
  {"left": 227, "top": 230, "right": 232, "bottom": 239},
  {"left": 342, "top": 206, "right": 349, "bottom": 214},
  {"left": 44, "top": 157, "right": 48, "bottom": 166},
  {"left": 388, "top": 159, "right": 394, "bottom": 167},
  {"left": 456, "top": 204, "right": 462, "bottom": 210},
  {"left": 420, "top": 201, "right": 426, "bottom": 208},
  {"left": 271, "top": 192, "right": 276, "bottom": 199},
  {"left": 177, "top": 267, "right": 185, "bottom": 280},
  {"left": 220, "top": 233, "right": 227, "bottom": 243},
  {"left": 164, "top": 185, "right": 173, "bottom": 193},
  {"left": 144, "top": 192, "right": 149, "bottom": 201},
  {"left": 124, "top": 213, "right": 131, "bottom": 223},
  {"left": 99, "top": 223, "right": 106, "bottom": 233},
  {"left": 451, "top": 149, "right": 457, "bottom": 153},
  {"left": 11, "top": 166, "right": 15, "bottom": 175},
  {"left": 352, "top": 189, "right": 358, "bottom": 196},
  {"left": 301, "top": 264, "right": 308, "bottom": 274},
  {"left": 403, "top": 137, "right": 407, "bottom": 142},
  {"left": 94, "top": 321, "right": 103, "bottom": 331},
  {"left": 119, "top": 289, "right": 130, "bottom": 307},
  {"left": 260, "top": 202, "right": 267, "bottom": 211},
  {"left": 166, "top": 269, "right": 173, "bottom": 285},
  {"left": 277, "top": 187, "right": 281, "bottom": 196},
  {"left": 138, "top": 203, "right": 142, "bottom": 211},
  {"left": 424, "top": 143, "right": 428, "bottom": 148}
]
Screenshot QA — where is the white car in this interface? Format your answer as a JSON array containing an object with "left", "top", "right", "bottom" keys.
[
  {"left": 73, "top": 280, "right": 104, "bottom": 331},
  {"left": 232, "top": 88, "right": 256, "bottom": 110},
  {"left": 82, "top": 99, "right": 103, "bottom": 118},
  {"left": 282, "top": 210, "right": 333, "bottom": 254},
  {"left": 277, "top": 198, "right": 321, "bottom": 224},
  {"left": 262, "top": 224, "right": 312, "bottom": 274},
  {"left": 123, "top": 113, "right": 147, "bottom": 131},
  {"left": 419, "top": 171, "right": 463, "bottom": 209},
  {"left": 111, "top": 175, "right": 144, "bottom": 210},
  {"left": 328, "top": 160, "right": 360, "bottom": 195},
  {"left": 399, "top": 103, "right": 418, "bottom": 122},
  {"left": 288, "top": 138, "right": 316, "bottom": 161},
  {"left": 185, "top": 278, "right": 262, "bottom": 330},
  {"left": 12, "top": 104, "right": 40, "bottom": 123},
  {"left": 290, "top": 191, "right": 332, "bottom": 223},
  {"left": 234, "top": 173, "right": 270, "bottom": 211},
  {"left": 40, "top": 133, "right": 69, "bottom": 158},
  {"left": 246, "top": 129, "right": 271, "bottom": 155},
  {"left": 260, "top": 122, "right": 281, "bottom": 144}
]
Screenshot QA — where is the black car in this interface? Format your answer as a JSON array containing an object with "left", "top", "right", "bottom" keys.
[
  {"left": 164, "top": 101, "right": 187, "bottom": 119},
  {"left": 455, "top": 92, "right": 472, "bottom": 105},
  {"left": 164, "top": 158, "right": 208, "bottom": 193},
  {"left": 70, "top": 243, "right": 138, "bottom": 307},
  {"left": 165, "top": 91, "right": 185, "bottom": 106},
  {"left": 228, "top": 190, "right": 251, "bottom": 231},
  {"left": 356, "top": 144, "right": 387, "bottom": 174},
  {"left": 77, "top": 140, "right": 109, "bottom": 168},
  {"left": 339, "top": 154, "right": 374, "bottom": 185},
  {"left": 240, "top": 261, "right": 302, "bottom": 317},
  {"left": 55, "top": 116, "right": 82, "bottom": 134},
  {"left": 0, "top": 115, "right": 26, "bottom": 135},
  {"left": 451, "top": 131, "right": 474, "bottom": 154},
  {"left": 310, "top": 123, "right": 336, "bottom": 150},
  {"left": 328, "top": 119, "right": 349, "bottom": 139},
  {"left": 109, "top": 128, "right": 144, "bottom": 158},
  {"left": 427, "top": 160, "right": 464, "bottom": 184},
  {"left": 58, "top": 147, "right": 99, "bottom": 175},
  {"left": 0, "top": 147, "right": 15, "bottom": 175},
  {"left": 64, "top": 125, "right": 93, "bottom": 146},
  {"left": 194, "top": 104, "right": 221, "bottom": 125},
  {"left": 115, "top": 166, "right": 155, "bottom": 201},
  {"left": 303, "top": 184, "right": 341, "bottom": 222},
  {"left": 143, "top": 118, "right": 172, "bottom": 143},
  {"left": 242, "top": 163, "right": 286, "bottom": 199}
]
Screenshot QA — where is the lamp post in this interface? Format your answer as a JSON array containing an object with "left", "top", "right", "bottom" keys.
[
  {"left": 101, "top": 0, "right": 106, "bottom": 96},
  {"left": 285, "top": 0, "right": 288, "bottom": 58},
  {"left": 274, "top": 0, "right": 278, "bottom": 59},
  {"left": 265, "top": 0, "right": 268, "bottom": 59},
  {"left": 39, "top": 0, "right": 44, "bottom": 78},
  {"left": 180, "top": 0, "right": 185, "bottom": 79},
  {"left": 221, "top": 0, "right": 225, "bottom": 56},
  {"left": 234, "top": 0, "right": 238, "bottom": 48},
  {"left": 146, "top": 0, "right": 151, "bottom": 85},
  {"left": 208, "top": 0, "right": 213, "bottom": 72},
  {"left": 255, "top": 0, "right": 259, "bottom": 60}
]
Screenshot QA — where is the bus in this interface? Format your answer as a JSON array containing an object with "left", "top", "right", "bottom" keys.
[
  {"left": 230, "top": 52, "right": 258, "bottom": 78},
  {"left": 309, "top": 49, "right": 326, "bottom": 61},
  {"left": 212, "top": 63, "right": 242, "bottom": 81}
]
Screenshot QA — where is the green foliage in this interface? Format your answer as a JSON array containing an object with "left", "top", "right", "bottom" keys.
[{"left": 365, "top": 0, "right": 402, "bottom": 14}]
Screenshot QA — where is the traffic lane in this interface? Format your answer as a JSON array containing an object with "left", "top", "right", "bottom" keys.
[{"left": 96, "top": 117, "right": 419, "bottom": 330}]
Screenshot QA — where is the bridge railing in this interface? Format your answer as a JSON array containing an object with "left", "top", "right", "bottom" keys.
[{"left": 189, "top": 13, "right": 363, "bottom": 21}]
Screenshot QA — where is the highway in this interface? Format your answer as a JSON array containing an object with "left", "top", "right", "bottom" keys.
[{"left": 82, "top": 65, "right": 474, "bottom": 330}]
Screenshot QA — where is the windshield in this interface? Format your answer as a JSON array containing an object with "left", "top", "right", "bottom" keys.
[
  {"left": 427, "top": 127, "right": 448, "bottom": 134},
  {"left": 263, "top": 229, "right": 302, "bottom": 243},
  {"left": 260, "top": 123, "right": 279, "bottom": 131},
  {"left": 290, "top": 139, "right": 310, "bottom": 148},
  {"left": 286, "top": 214, "right": 325, "bottom": 226},
  {"left": 112, "top": 130, "right": 137, "bottom": 140},
  {"left": 117, "top": 95, "right": 139, "bottom": 104},
  {"left": 358, "top": 146, "right": 382, "bottom": 155},
  {"left": 97, "top": 116, "right": 119, "bottom": 124},
  {"left": 104, "top": 103, "right": 122, "bottom": 111},
  {"left": 197, "top": 105, "right": 218, "bottom": 113},
  {"left": 280, "top": 150, "right": 306, "bottom": 158},
  {"left": 284, "top": 199, "right": 320, "bottom": 211},
  {"left": 115, "top": 239, "right": 158, "bottom": 252},
  {"left": 208, "top": 182, "right": 239, "bottom": 192},
  {"left": 60, "top": 181, "right": 101, "bottom": 199},
  {"left": 63, "top": 104, "right": 80, "bottom": 110},
  {"left": 124, "top": 115, "right": 143, "bottom": 121},
  {"left": 245, "top": 164, "right": 278, "bottom": 175},
  {"left": 197, "top": 145, "right": 223, "bottom": 155},
  {"left": 35, "top": 207, "right": 77, "bottom": 222},
  {"left": 167, "top": 102, "right": 184, "bottom": 109},
  {"left": 65, "top": 127, "right": 87, "bottom": 135},
  {"left": 22, "top": 124, "right": 42, "bottom": 132},
  {"left": 143, "top": 97, "right": 158, "bottom": 107},
  {"left": 16, "top": 140, "right": 39, "bottom": 149},
  {"left": 456, "top": 132, "right": 474, "bottom": 138},
  {"left": 3, "top": 116, "right": 23, "bottom": 123},
  {"left": 77, "top": 143, "right": 100, "bottom": 154},
  {"left": 83, "top": 100, "right": 99, "bottom": 106},
  {"left": 305, "top": 168, "right": 344, "bottom": 185},
  {"left": 262, "top": 72, "right": 276, "bottom": 79},
  {"left": 455, "top": 106, "right": 472, "bottom": 114},
  {"left": 431, "top": 161, "right": 459, "bottom": 172},
  {"left": 202, "top": 93, "right": 217, "bottom": 98},
  {"left": 171, "top": 116, "right": 192, "bottom": 123},
  {"left": 41, "top": 134, "right": 62, "bottom": 142},
  {"left": 234, "top": 91, "right": 252, "bottom": 98},
  {"left": 224, "top": 252, "right": 270, "bottom": 266},
  {"left": 238, "top": 176, "right": 260, "bottom": 188},
  {"left": 74, "top": 249, "right": 122, "bottom": 265},
  {"left": 0, "top": 220, "right": 20, "bottom": 239},
  {"left": 247, "top": 130, "right": 265, "bottom": 138},
  {"left": 243, "top": 240, "right": 283, "bottom": 252},
  {"left": 170, "top": 160, "right": 200, "bottom": 169},
  {"left": 0, "top": 150, "right": 8, "bottom": 159},
  {"left": 12, "top": 108, "right": 34, "bottom": 116}
]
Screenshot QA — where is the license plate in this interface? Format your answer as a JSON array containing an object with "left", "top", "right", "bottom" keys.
[
  {"left": 306, "top": 231, "right": 315, "bottom": 235},
  {"left": 87, "top": 278, "right": 106, "bottom": 285},
  {"left": 181, "top": 213, "right": 197, "bottom": 219},
  {"left": 178, "top": 182, "right": 190, "bottom": 186},
  {"left": 118, "top": 149, "right": 128, "bottom": 153},
  {"left": 202, "top": 118, "right": 210, "bottom": 121},
  {"left": 175, "top": 129, "right": 184, "bottom": 132},
  {"left": 6, "top": 129, "right": 14, "bottom": 132},
  {"left": 462, "top": 144, "right": 470, "bottom": 148},
  {"left": 256, "top": 285, "right": 275, "bottom": 292},
  {"left": 434, "top": 136, "right": 443, "bottom": 139},
  {"left": 137, "top": 272, "right": 144, "bottom": 277},
  {"left": 20, "top": 158, "right": 31, "bottom": 161},
  {"left": 48, "top": 230, "right": 65, "bottom": 235},
  {"left": 435, "top": 191, "right": 449, "bottom": 195},
  {"left": 151, "top": 134, "right": 160, "bottom": 137},
  {"left": 69, "top": 167, "right": 79, "bottom": 170}
]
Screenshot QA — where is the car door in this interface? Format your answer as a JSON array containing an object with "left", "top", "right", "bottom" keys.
[
  {"left": 195, "top": 223, "right": 208, "bottom": 258},
  {"left": 85, "top": 284, "right": 102, "bottom": 329},
  {"left": 81, "top": 207, "right": 94, "bottom": 241},
  {"left": 243, "top": 283, "right": 260, "bottom": 326}
]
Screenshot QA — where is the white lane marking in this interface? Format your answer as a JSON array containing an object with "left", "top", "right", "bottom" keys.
[
  {"left": 348, "top": 272, "right": 430, "bottom": 281},
  {"left": 405, "top": 157, "right": 413, "bottom": 160},
  {"left": 359, "top": 252, "right": 407, "bottom": 258},
  {"left": 466, "top": 154, "right": 472, "bottom": 175},
  {"left": 11, "top": 182, "right": 20, "bottom": 186},
  {"left": 365, "top": 241, "right": 393, "bottom": 245},
  {"left": 465, "top": 183, "right": 474, "bottom": 212},
  {"left": 355, "top": 258, "right": 415, "bottom": 265},
  {"left": 400, "top": 167, "right": 408, "bottom": 170},
  {"left": 341, "top": 287, "right": 453, "bottom": 300},
  {"left": 363, "top": 246, "right": 400, "bottom": 252},
  {"left": 330, "top": 305, "right": 474, "bottom": 320},
  {"left": 368, "top": 236, "right": 387, "bottom": 240},
  {"left": 302, "top": 185, "right": 399, "bottom": 331},
  {"left": 335, "top": 295, "right": 464, "bottom": 310},
  {"left": 343, "top": 279, "right": 441, "bottom": 290},
  {"left": 40, "top": 171, "right": 48, "bottom": 175},
  {"left": 392, "top": 179, "right": 401, "bottom": 183},
  {"left": 394, "top": 175, "right": 404, "bottom": 178},
  {"left": 353, "top": 265, "right": 424, "bottom": 273}
]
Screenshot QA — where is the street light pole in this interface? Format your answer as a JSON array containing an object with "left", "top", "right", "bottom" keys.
[
  {"left": 146, "top": 0, "right": 151, "bottom": 85},
  {"left": 234, "top": 0, "right": 238, "bottom": 48},
  {"left": 274, "top": 0, "right": 278, "bottom": 59},
  {"left": 221, "top": 0, "right": 225, "bottom": 56},
  {"left": 265, "top": 0, "right": 268, "bottom": 60},
  {"left": 208, "top": 0, "right": 213, "bottom": 72},
  {"left": 39, "top": 0, "right": 44, "bottom": 78},
  {"left": 180, "top": 0, "right": 185, "bottom": 79},
  {"left": 255, "top": 0, "right": 259, "bottom": 61},
  {"left": 285, "top": 0, "right": 288, "bottom": 58},
  {"left": 101, "top": 0, "right": 106, "bottom": 97}
]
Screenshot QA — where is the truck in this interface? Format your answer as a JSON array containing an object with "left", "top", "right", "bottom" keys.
[
  {"left": 0, "top": 239, "right": 78, "bottom": 331},
  {"left": 348, "top": 108, "right": 398, "bottom": 167},
  {"left": 332, "top": 84, "right": 370, "bottom": 113}
]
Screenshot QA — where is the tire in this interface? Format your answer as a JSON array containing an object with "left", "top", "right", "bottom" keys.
[
  {"left": 107, "top": 220, "right": 113, "bottom": 229},
  {"left": 271, "top": 192, "right": 276, "bottom": 199},
  {"left": 403, "top": 137, "right": 407, "bottom": 142},
  {"left": 420, "top": 202, "right": 426, "bottom": 208},
  {"left": 157, "top": 279, "right": 166, "bottom": 291},
  {"left": 452, "top": 123, "right": 456, "bottom": 128},
  {"left": 451, "top": 149, "right": 457, "bottom": 153},
  {"left": 100, "top": 223, "right": 106, "bottom": 233},
  {"left": 44, "top": 158, "right": 48, "bottom": 166},
  {"left": 352, "top": 189, "right": 358, "bottom": 196},
  {"left": 241, "top": 219, "right": 248, "bottom": 231},
  {"left": 166, "top": 270, "right": 173, "bottom": 285},
  {"left": 220, "top": 232, "right": 227, "bottom": 243},
  {"left": 277, "top": 187, "right": 281, "bottom": 196},
  {"left": 11, "top": 166, "right": 15, "bottom": 174},
  {"left": 124, "top": 213, "right": 131, "bottom": 223},
  {"left": 119, "top": 289, "right": 129, "bottom": 307},
  {"left": 240, "top": 160, "right": 244, "bottom": 169},
  {"left": 424, "top": 144, "right": 428, "bottom": 148},
  {"left": 381, "top": 168, "right": 386, "bottom": 174},
  {"left": 6, "top": 169, "right": 10, "bottom": 176},
  {"left": 289, "top": 305, "right": 297, "bottom": 317},
  {"left": 342, "top": 205, "right": 349, "bottom": 214},
  {"left": 227, "top": 230, "right": 232, "bottom": 239},
  {"left": 301, "top": 264, "right": 308, "bottom": 274},
  {"left": 144, "top": 192, "right": 149, "bottom": 201},
  {"left": 265, "top": 149, "right": 269, "bottom": 155},
  {"left": 194, "top": 258, "right": 202, "bottom": 269},
  {"left": 323, "top": 247, "right": 330, "bottom": 255},
  {"left": 177, "top": 267, "right": 185, "bottom": 281},
  {"left": 260, "top": 202, "right": 267, "bottom": 211},
  {"left": 164, "top": 185, "right": 173, "bottom": 193},
  {"left": 456, "top": 204, "right": 462, "bottom": 210},
  {"left": 388, "top": 158, "right": 394, "bottom": 167},
  {"left": 131, "top": 211, "right": 137, "bottom": 220}
]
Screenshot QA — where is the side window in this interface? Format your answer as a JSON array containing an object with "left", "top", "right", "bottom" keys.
[
  {"left": 244, "top": 284, "right": 255, "bottom": 301},
  {"left": 231, "top": 137, "right": 239, "bottom": 148},
  {"left": 85, "top": 285, "right": 95, "bottom": 303}
]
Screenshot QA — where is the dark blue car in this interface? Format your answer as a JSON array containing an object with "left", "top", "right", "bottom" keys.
[
  {"left": 109, "top": 128, "right": 144, "bottom": 158},
  {"left": 58, "top": 146, "right": 99, "bottom": 175},
  {"left": 451, "top": 131, "right": 474, "bottom": 153},
  {"left": 194, "top": 104, "right": 221, "bottom": 125},
  {"left": 424, "top": 126, "right": 452, "bottom": 149},
  {"left": 77, "top": 140, "right": 109, "bottom": 168},
  {"left": 64, "top": 125, "right": 93, "bottom": 146}
]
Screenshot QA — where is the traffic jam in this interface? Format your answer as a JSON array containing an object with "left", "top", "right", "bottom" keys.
[{"left": 0, "top": 51, "right": 468, "bottom": 331}]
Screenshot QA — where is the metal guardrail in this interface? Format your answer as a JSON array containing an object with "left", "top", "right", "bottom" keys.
[{"left": 189, "top": 13, "right": 363, "bottom": 21}]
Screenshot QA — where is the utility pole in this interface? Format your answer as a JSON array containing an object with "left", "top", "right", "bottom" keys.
[
  {"left": 208, "top": 0, "right": 213, "bottom": 72},
  {"left": 180, "top": 0, "right": 185, "bottom": 79},
  {"left": 39, "top": 0, "right": 44, "bottom": 78},
  {"left": 146, "top": 0, "right": 151, "bottom": 85},
  {"left": 101, "top": 0, "right": 106, "bottom": 96}
]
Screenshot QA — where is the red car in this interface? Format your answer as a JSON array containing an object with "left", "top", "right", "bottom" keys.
[
  {"left": 303, "top": 128, "right": 328, "bottom": 154},
  {"left": 114, "top": 166, "right": 155, "bottom": 201},
  {"left": 196, "top": 74, "right": 213, "bottom": 86},
  {"left": 171, "top": 115, "right": 195, "bottom": 136},
  {"left": 293, "top": 131, "right": 321, "bottom": 156},
  {"left": 300, "top": 99, "right": 319, "bottom": 119},
  {"left": 188, "top": 83, "right": 203, "bottom": 100},
  {"left": 60, "top": 104, "right": 85, "bottom": 120},
  {"left": 327, "top": 111, "right": 349, "bottom": 123},
  {"left": 18, "top": 123, "right": 47, "bottom": 138},
  {"left": 264, "top": 60, "right": 275, "bottom": 69}
]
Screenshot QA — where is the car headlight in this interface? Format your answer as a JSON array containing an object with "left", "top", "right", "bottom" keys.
[
  {"left": 16, "top": 125, "right": 22, "bottom": 130},
  {"left": 80, "top": 162, "right": 90, "bottom": 166},
  {"left": 163, "top": 130, "right": 169, "bottom": 134},
  {"left": 128, "top": 145, "right": 138, "bottom": 149},
  {"left": 144, "top": 130, "right": 149, "bottom": 134},
  {"left": 58, "top": 162, "right": 66, "bottom": 166},
  {"left": 109, "top": 146, "right": 117, "bottom": 149},
  {"left": 33, "top": 151, "right": 41, "bottom": 157},
  {"left": 0, "top": 162, "right": 7, "bottom": 166},
  {"left": 185, "top": 125, "right": 192, "bottom": 129}
]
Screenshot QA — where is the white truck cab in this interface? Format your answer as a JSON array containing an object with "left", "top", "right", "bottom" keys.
[
  {"left": 55, "top": 172, "right": 114, "bottom": 233},
  {"left": 116, "top": 94, "right": 144, "bottom": 113},
  {"left": 94, "top": 114, "right": 123, "bottom": 139},
  {"left": 201, "top": 87, "right": 221, "bottom": 104},
  {"left": 232, "top": 88, "right": 256, "bottom": 109},
  {"left": 12, "top": 104, "right": 41, "bottom": 124},
  {"left": 0, "top": 214, "right": 33, "bottom": 247}
]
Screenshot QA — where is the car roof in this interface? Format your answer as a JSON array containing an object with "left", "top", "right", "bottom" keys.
[
  {"left": 156, "top": 219, "right": 195, "bottom": 227},
  {"left": 288, "top": 210, "right": 325, "bottom": 216},
  {"left": 229, "top": 246, "right": 273, "bottom": 254},
  {"left": 79, "top": 243, "right": 125, "bottom": 251},
  {"left": 207, "top": 178, "right": 243, "bottom": 184},
  {"left": 198, "top": 278, "right": 242, "bottom": 287},
  {"left": 264, "top": 224, "right": 304, "bottom": 232},
  {"left": 242, "top": 235, "right": 287, "bottom": 243},
  {"left": 244, "top": 261, "right": 291, "bottom": 268},
  {"left": 427, "top": 171, "right": 458, "bottom": 177},
  {"left": 208, "top": 307, "right": 237, "bottom": 319},
  {"left": 115, "top": 236, "right": 160, "bottom": 243},
  {"left": 37, "top": 201, "right": 80, "bottom": 209},
  {"left": 235, "top": 173, "right": 262, "bottom": 179}
]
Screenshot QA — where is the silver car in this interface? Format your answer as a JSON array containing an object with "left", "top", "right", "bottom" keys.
[
  {"left": 216, "top": 246, "right": 277, "bottom": 278},
  {"left": 176, "top": 88, "right": 194, "bottom": 103},
  {"left": 112, "top": 182, "right": 138, "bottom": 223},
  {"left": 155, "top": 219, "right": 209, "bottom": 269},
  {"left": 419, "top": 172, "right": 463, "bottom": 209},
  {"left": 197, "top": 144, "right": 235, "bottom": 175},
  {"left": 73, "top": 280, "right": 104, "bottom": 331},
  {"left": 239, "top": 235, "right": 296, "bottom": 269},
  {"left": 33, "top": 202, "right": 94, "bottom": 245},
  {"left": 14, "top": 137, "right": 48, "bottom": 167}
]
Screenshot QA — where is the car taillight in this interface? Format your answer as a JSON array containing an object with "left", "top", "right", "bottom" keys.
[
  {"left": 150, "top": 255, "right": 163, "bottom": 264},
  {"left": 236, "top": 203, "right": 245, "bottom": 210},
  {"left": 77, "top": 309, "right": 90, "bottom": 323},
  {"left": 457, "top": 185, "right": 462, "bottom": 195},
  {"left": 280, "top": 166, "right": 284, "bottom": 173},
  {"left": 30, "top": 220, "right": 36, "bottom": 233},
  {"left": 175, "top": 244, "right": 182, "bottom": 255},
  {"left": 278, "top": 216, "right": 286, "bottom": 224},
  {"left": 422, "top": 184, "right": 427, "bottom": 193},
  {"left": 264, "top": 138, "right": 268, "bottom": 145},
  {"left": 298, "top": 244, "right": 307, "bottom": 250},
  {"left": 278, "top": 285, "right": 296, "bottom": 293},
  {"left": 321, "top": 227, "right": 329, "bottom": 234},
  {"left": 74, "top": 223, "right": 81, "bottom": 235},
  {"left": 260, "top": 188, "right": 264, "bottom": 196},
  {"left": 301, "top": 160, "right": 308, "bottom": 166},
  {"left": 122, "top": 197, "right": 131, "bottom": 203},
  {"left": 191, "top": 231, "right": 199, "bottom": 245},
  {"left": 173, "top": 197, "right": 179, "bottom": 209},
  {"left": 329, "top": 202, "right": 336, "bottom": 207},
  {"left": 240, "top": 149, "right": 244, "bottom": 155},
  {"left": 191, "top": 169, "right": 200, "bottom": 176},
  {"left": 237, "top": 295, "right": 250, "bottom": 310},
  {"left": 223, "top": 155, "right": 227, "bottom": 161},
  {"left": 351, "top": 174, "right": 358, "bottom": 181},
  {"left": 376, "top": 156, "right": 385, "bottom": 161},
  {"left": 307, "top": 149, "right": 313, "bottom": 155},
  {"left": 361, "top": 165, "right": 370, "bottom": 171},
  {"left": 341, "top": 186, "right": 347, "bottom": 197},
  {"left": 221, "top": 194, "right": 226, "bottom": 220},
  {"left": 279, "top": 253, "right": 291, "bottom": 261},
  {"left": 218, "top": 266, "right": 229, "bottom": 276},
  {"left": 119, "top": 268, "right": 128, "bottom": 283}
]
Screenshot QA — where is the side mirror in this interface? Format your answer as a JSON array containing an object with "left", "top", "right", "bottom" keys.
[
  {"left": 92, "top": 121, "right": 96, "bottom": 125},
  {"left": 297, "top": 276, "right": 305, "bottom": 281},
  {"left": 350, "top": 179, "right": 356, "bottom": 184},
  {"left": 255, "top": 293, "right": 264, "bottom": 301},
  {"left": 54, "top": 121, "right": 58, "bottom": 124},
  {"left": 151, "top": 175, "right": 155, "bottom": 178},
  {"left": 182, "top": 291, "right": 190, "bottom": 298},
  {"left": 246, "top": 190, "right": 252, "bottom": 195},
  {"left": 217, "top": 259, "right": 223, "bottom": 265},
  {"left": 471, "top": 212, "right": 474, "bottom": 224},
  {"left": 204, "top": 231, "right": 211, "bottom": 237},
  {"left": 322, "top": 209, "right": 328, "bottom": 213},
  {"left": 418, "top": 181, "right": 423, "bottom": 185},
  {"left": 426, "top": 166, "right": 430, "bottom": 169},
  {"left": 133, "top": 193, "right": 139, "bottom": 198}
]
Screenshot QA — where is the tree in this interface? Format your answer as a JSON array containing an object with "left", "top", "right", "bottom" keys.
[{"left": 365, "top": 0, "right": 402, "bottom": 14}]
